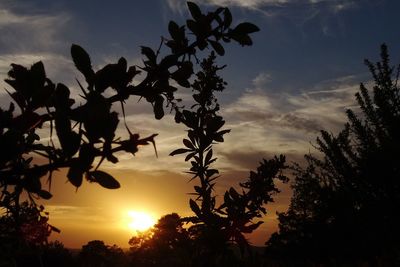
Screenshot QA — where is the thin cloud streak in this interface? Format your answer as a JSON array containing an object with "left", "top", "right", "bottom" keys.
[
  {"left": 0, "top": 4, "right": 71, "bottom": 53},
  {"left": 166, "top": 0, "right": 358, "bottom": 14}
]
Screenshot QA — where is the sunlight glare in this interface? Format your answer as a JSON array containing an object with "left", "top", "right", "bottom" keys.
[{"left": 127, "top": 211, "right": 156, "bottom": 232}]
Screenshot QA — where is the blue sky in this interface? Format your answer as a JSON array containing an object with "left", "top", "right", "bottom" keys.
[{"left": 1, "top": 0, "right": 399, "bottom": 247}]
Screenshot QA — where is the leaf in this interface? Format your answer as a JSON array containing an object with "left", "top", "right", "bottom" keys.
[
  {"left": 190, "top": 199, "right": 201, "bottom": 217},
  {"left": 208, "top": 116, "right": 225, "bottom": 132},
  {"left": 206, "top": 169, "right": 219, "bottom": 177},
  {"left": 153, "top": 96, "right": 164, "bottom": 120},
  {"left": 89, "top": 170, "right": 120, "bottom": 189},
  {"left": 78, "top": 143, "right": 96, "bottom": 170},
  {"left": 209, "top": 40, "right": 225, "bottom": 56},
  {"left": 30, "top": 61, "right": 46, "bottom": 89},
  {"left": 160, "top": 55, "right": 178, "bottom": 69},
  {"left": 141, "top": 46, "right": 156, "bottom": 63},
  {"left": 205, "top": 149, "right": 213, "bottom": 165},
  {"left": 187, "top": 2, "right": 202, "bottom": 21},
  {"left": 118, "top": 57, "right": 127, "bottom": 71},
  {"left": 95, "top": 58, "right": 127, "bottom": 93},
  {"left": 223, "top": 8, "right": 232, "bottom": 29},
  {"left": 170, "top": 148, "right": 191, "bottom": 156},
  {"left": 233, "top": 22, "right": 260, "bottom": 34},
  {"left": 231, "top": 34, "right": 253, "bottom": 46},
  {"left": 71, "top": 44, "right": 94, "bottom": 82},
  {"left": 185, "top": 152, "right": 197, "bottom": 162},
  {"left": 171, "top": 61, "right": 193, "bottom": 87},
  {"left": 67, "top": 164, "right": 83, "bottom": 188},
  {"left": 186, "top": 19, "right": 198, "bottom": 34},
  {"left": 183, "top": 139, "right": 194, "bottom": 149},
  {"left": 37, "top": 190, "right": 53, "bottom": 200},
  {"left": 168, "top": 20, "right": 181, "bottom": 40}
]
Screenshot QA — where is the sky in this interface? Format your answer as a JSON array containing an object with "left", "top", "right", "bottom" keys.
[{"left": 1, "top": 0, "right": 400, "bottom": 248}]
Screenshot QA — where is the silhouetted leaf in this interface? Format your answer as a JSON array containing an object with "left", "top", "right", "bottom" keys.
[
  {"left": 171, "top": 61, "right": 193, "bottom": 88},
  {"left": 190, "top": 199, "right": 201, "bottom": 217},
  {"left": 37, "top": 190, "right": 52, "bottom": 200},
  {"left": 187, "top": 2, "right": 202, "bottom": 21},
  {"left": 78, "top": 143, "right": 96, "bottom": 170},
  {"left": 205, "top": 149, "right": 213, "bottom": 165},
  {"left": 223, "top": 8, "right": 232, "bottom": 29},
  {"left": 170, "top": 148, "right": 191, "bottom": 156},
  {"left": 30, "top": 61, "right": 46, "bottom": 90},
  {"left": 141, "top": 46, "right": 156, "bottom": 63},
  {"left": 208, "top": 116, "right": 225, "bottom": 132},
  {"left": 183, "top": 139, "right": 194, "bottom": 149},
  {"left": 186, "top": 19, "right": 198, "bottom": 35},
  {"left": 233, "top": 22, "right": 260, "bottom": 34},
  {"left": 67, "top": 164, "right": 83, "bottom": 188},
  {"left": 206, "top": 169, "right": 219, "bottom": 177},
  {"left": 231, "top": 34, "right": 253, "bottom": 46},
  {"left": 89, "top": 170, "right": 120, "bottom": 189},
  {"left": 168, "top": 20, "right": 181, "bottom": 40},
  {"left": 71, "top": 44, "right": 94, "bottom": 82},
  {"left": 160, "top": 55, "right": 178, "bottom": 69},
  {"left": 209, "top": 40, "right": 225, "bottom": 56},
  {"left": 153, "top": 96, "right": 164, "bottom": 120},
  {"left": 185, "top": 151, "right": 197, "bottom": 162}
]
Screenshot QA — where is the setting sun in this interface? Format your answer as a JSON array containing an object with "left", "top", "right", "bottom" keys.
[{"left": 126, "top": 211, "right": 156, "bottom": 232}]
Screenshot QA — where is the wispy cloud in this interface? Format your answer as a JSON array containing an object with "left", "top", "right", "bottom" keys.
[
  {"left": 215, "top": 71, "right": 360, "bottom": 171},
  {"left": 166, "top": 0, "right": 358, "bottom": 13},
  {"left": 0, "top": 4, "right": 71, "bottom": 53},
  {"left": 0, "top": 2, "right": 75, "bottom": 96}
]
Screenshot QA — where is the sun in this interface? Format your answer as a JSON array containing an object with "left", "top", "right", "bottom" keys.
[{"left": 126, "top": 211, "right": 156, "bottom": 232}]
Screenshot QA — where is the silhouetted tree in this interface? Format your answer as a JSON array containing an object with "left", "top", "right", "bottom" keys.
[
  {"left": 267, "top": 44, "right": 400, "bottom": 266},
  {"left": 42, "top": 241, "right": 76, "bottom": 267},
  {"left": 170, "top": 52, "right": 287, "bottom": 267},
  {"left": 0, "top": 201, "right": 59, "bottom": 267},
  {"left": 78, "top": 240, "right": 126, "bottom": 267},
  {"left": 128, "top": 213, "right": 192, "bottom": 267}
]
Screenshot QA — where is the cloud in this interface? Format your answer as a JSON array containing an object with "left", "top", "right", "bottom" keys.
[
  {"left": 0, "top": 4, "right": 71, "bottom": 54},
  {"left": 166, "top": 0, "right": 357, "bottom": 13},
  {"left": 214, "top": 71, "right": 360, "bottom": 173},
  {"left": 0, "top": 2, "right": 76, "bottom": 99},
  {"left": 0, "top": 53, "right": 75, "bottom": 94}
]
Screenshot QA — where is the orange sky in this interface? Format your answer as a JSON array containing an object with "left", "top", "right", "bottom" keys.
[
  {"left": 40, "top": 104, "right": 305, "bottom": 248},
  {"left": 44, "top": 158, "right": 291, "bottom": 248}
]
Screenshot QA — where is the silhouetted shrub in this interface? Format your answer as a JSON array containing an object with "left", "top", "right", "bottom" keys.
[{"left": 267, "top": 44, "right": 400, "bottom": 266}]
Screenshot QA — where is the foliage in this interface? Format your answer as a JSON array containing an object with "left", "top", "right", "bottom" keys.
[
  {"left": 266, "top": 44, "right": 400, "bottom": 265},
  {"left": 170, "top": 52, "right": 288, "bottom": 266},
  {"left": 78, "top": 240, "right": 126, "bottom": 267},
  {"left": 42, "top": 241, "right": 76, "bottom": 267},
  {"left": 0, "top": 201, "right": 58, "bottom": 266},
  {"left": 128, "top": 213, "right": 192, "bottom": 267},
  {"left": 0, "top": 0, "right": 258, "bottom": 235}
]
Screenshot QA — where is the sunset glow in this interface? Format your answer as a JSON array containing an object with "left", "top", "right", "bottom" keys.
[{"left": 126, "top": 211, "right": 156, "bottom": 232}]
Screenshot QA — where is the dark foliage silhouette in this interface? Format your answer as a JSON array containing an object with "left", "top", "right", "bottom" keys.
[
  {"left": 0, "top": 1, "right": 260, "bottom": 265},
  {"left": 41, "top": 241, "right": 76, "bottom": 267},
  {"left": 0, "top": 201, "right": 59, "bottom": 267},
  {"left": 128, "top": 213, "right": 192, "bottom": 267},
  {"left": 266, "top": 44, "right": 400, "bottom": 266},
  {"left": 170, "top": 53, "right": 287, "bottom": 266},
  {"left": 78, "top": 240, "right": 126, "bottom": 267}
]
